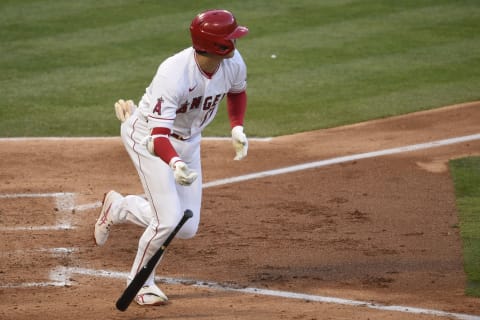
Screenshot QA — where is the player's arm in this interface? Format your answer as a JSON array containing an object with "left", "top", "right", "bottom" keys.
[
  {"left": 227, "top": 51, "right": 249, "bottom": 160},
  {"left": 227, "top": 90, "right": 248, "bottom": 161},
  {"left": 146, "top": 126, "right": 198, "bottom": 186},
  {"left": 112, "top": 95, "right": 188, "bottom": 179},
  {"left": 147, "top": 127, "right": 178, "bottom": 164},
  {"left": 146, "top": 76, "right": 197, "bottom": 185}
]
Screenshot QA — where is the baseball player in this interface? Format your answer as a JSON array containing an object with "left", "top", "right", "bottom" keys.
[{"left": 94, "top": 9, "right": 249, "bottom": 306}]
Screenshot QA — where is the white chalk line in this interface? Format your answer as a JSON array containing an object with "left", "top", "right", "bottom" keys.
[
  {"left": 73, "top": 201, "right": 102, "bottom": 211},
  {"left": 0, "top": 192, "right": 75, "bottom": 231},
  {"left": 0, "top": 192, "right": 74, "bottom": 199},
  {"left": 1, "top": 281, "right": 67, "bottom": 289},
  {"left": 1, "top": 248, "right": 77, "bottom": 289},
  {"left": 10, "top": 247, "right": 77, "bottom": 255},
  {"left": 203, "top": 133, "right": 480, "bottom": 188},
  {"left": 9, "top": 266, "right": 478, "bottom": 320},
  {"left": 1, "top": 224, "right": 73, "bottom": 231},
  {"left": 0, "top": 191, "right": 97, "bottom": 230}
]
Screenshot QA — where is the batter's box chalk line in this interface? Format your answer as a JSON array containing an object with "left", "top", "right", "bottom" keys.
[
  {"left": 45, "top": 266, "right": 480, "bottom": 320},
  {"left": 0, "top": 191, "right": 104, "bottom": 232},
  {"left": 0, "top": 192, "right": 77, "bottom": 231},
  {"left": 0, "top": 248, "right": 77, "bottom": 289}
]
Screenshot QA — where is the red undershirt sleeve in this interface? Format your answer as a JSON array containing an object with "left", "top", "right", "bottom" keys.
[
  {"left": 227, "top": 91, "right": 247, "bottom": 129},
  {"left": 151, "top": 127, "right": 179, "bottom": 165}
]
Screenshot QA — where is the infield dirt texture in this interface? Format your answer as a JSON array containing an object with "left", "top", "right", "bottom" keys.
[{"left": 1, "top": 102, "right": 480, "bottom": 319}]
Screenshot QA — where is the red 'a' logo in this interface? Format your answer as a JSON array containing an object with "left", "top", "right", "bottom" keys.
[{"left": 153, "top": 97, "right": 164, "bottom": 115}]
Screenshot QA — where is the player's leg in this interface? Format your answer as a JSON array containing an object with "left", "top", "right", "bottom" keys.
[
  {"left": 127, "top": 159, "right": 183, "bottom": 307},
  {"left": 128, "top": 156, "right": 182, "bottom": 277},
  {"left": 103, "top": 193, "right": 150, "bottom": 225},
  {"left": 121, "top": 119, "right": 184, "bottom": 305},
  {"left": 173, "top": 135, "right": 203, "bottom": 239},
  {"left": 136, "top": 136, "right": 203, "bottom": 298},
  {"left": 120, "top": 120, "right": 183, "bottom": 270},
  {"left": 120, "top": 119, "right": 204, "bottom": 304}
]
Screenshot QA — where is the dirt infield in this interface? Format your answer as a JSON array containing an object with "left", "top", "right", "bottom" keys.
[{"left": 1, "top": 102, "right": 480, "bottom": 320}]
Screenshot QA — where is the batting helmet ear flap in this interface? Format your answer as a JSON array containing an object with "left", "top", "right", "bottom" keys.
[{"left": 190, "top": 9, "right": 249, "bottom": 56}]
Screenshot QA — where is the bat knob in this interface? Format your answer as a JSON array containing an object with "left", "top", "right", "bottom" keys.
[{"left": 184, "top": 209, "right": 193, "bottom": 219}]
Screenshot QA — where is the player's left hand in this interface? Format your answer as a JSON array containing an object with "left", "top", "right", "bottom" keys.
[
  {"left": 231, "top": 126, "right": 248, "bottom": 160},
  {"left": 114, "top": 99, "right": 136, "bottom": 122}
]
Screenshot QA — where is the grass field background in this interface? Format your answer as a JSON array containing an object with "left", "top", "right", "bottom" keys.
[
  {"left": 0, "top": 0, "right": 479, "bottom": 137},
  {"left": 1, "top": 0, "right": 479, "bottom": 297}
]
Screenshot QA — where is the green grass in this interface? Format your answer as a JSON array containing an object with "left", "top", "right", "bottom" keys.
[
  {"left": 449, "top": 157, "right": 480, "bottom": 297},
  {"left": 0, "top": 0, "right": 479, "bottom": 137}
]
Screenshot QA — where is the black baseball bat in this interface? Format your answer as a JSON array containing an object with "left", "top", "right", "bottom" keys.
[{"left": 116, "top": 209, "right": 193, "bottom": 311}]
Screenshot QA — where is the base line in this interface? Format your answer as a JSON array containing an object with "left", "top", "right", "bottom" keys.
[
  {"left": 61, "top": 267, "right": 480, "bottom": 320},
  {"left": 203, "top": 133, "right": 480, "bottom": 188}
]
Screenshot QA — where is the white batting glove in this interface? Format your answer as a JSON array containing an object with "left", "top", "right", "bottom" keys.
[
  {"left": 169, "top": 158, "right": 198, "bottom": 186},
  {"left": 114, "top": 99, "right": 136, "bottom": 122},
  {"left": 231, "top": 126, "right": 248, "bottom": 160}
]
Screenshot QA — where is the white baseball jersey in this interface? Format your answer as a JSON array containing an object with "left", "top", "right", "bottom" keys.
[
  {"left": 116, "top": 47, "right": 247, "bottom": 286},
  {"left": 137, "top": 47, "right": 247, "bottom": 139}
]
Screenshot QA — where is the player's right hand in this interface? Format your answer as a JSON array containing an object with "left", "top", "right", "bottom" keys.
[
  {"left": 170, "top": 159, "right": 198, "bottom": 186},
  {"left": 114, "top": 99, "right": 136, "bottom": 122}
]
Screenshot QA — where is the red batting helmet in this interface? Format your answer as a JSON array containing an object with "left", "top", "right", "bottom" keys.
[{"left": 190, "top": 9, "right": 249, "bottom": 56}]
